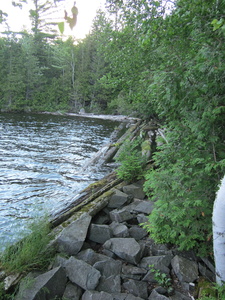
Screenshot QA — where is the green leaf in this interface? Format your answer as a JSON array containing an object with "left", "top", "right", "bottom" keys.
[
  {"left": 58, "top": 22, "right": 65, "bottom": 34},
  {"left": 211, "top": 18, "right": 224, "bottom": 31}
]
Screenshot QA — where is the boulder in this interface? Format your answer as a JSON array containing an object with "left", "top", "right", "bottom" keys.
[
  {"left": 15, "top": 266, "right": 67, "bottom": 300},
  {"left": 137, "top": 214, "right": 148, "bottom": 224},
  {"left": 170, "top": 291, "right": 192, "bottom": 300},
  {"left": 56, "top": 213, "right": 92, "bottom": 255},
  {"left": 171, "top": 255, "right": 198, "bottom": 283},
  {"left": 103, "top": 238, "right": 143, "bottom": 265},
  {"left": 93, "top": 256, "right": 122, "bottom": 293},
  {"left": 110, "top": 208, "right": 135, "bottom": 223},
  {"left": 125, "top": 294, "right": 145, "bottom": 300},
  {"left": 123, "top": 279, "right": 148, "bottom": 299},
  {"left": 82, "top": 290, "right": 114, "bottom": 300},
  {"left": 110, "top": 222, "right": 129, "bottom": 238},
  {"left": 92, "top": 211, "right": 110, "bottom": 224},
  {"left": 198, "top": 262, "right": 215, "bottom": 282},
  {"left": 148, "top": 289, "right": 169, "bottom": 299},
  {"left": 139, "top": 255, "right": 172, "bottom": 274},
  {"left": 112, "top": 294, "right": 145, "bottom": 300},
  {"left": 132, "top": 200, "right": 154, "bottom": 215},
  {"left": 122, "top": 264, "right": 147, "bottom": 279},
  {"left": 93, "top": 258, "right": 122, "bottom": 277},
  {"left": 151, "top": 243, "right": 170, "bottom": 256},
  {"left": 88, "top": 224, "right": 113, "bottom": 244},
  {"left": 96, "top": 275, "right": 121, "bottom": 293},
  {"left": 142, "top": 270, "right": 158, "bottom": 283},
  {"left": 63, "top": 282, "right": 83, "bottom": 300},
  {"left": 128, "top": 226, "right": 148, "bottom": 240},
  {"left": 76, "top": 248, "right": 111, "bottom": 265},
  {"left": 65, "top": 257, "right": 101, "bottom": 290},
  {"left": 122, "top": 183, "right": 145, "bottom": 200},
  {"left": 108, "top": 189, "right": 131, "bottom": 208}
]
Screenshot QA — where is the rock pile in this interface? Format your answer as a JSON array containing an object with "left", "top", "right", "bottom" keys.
[{"left": 14, "top": 181, "right": 215, "bottom": 300}]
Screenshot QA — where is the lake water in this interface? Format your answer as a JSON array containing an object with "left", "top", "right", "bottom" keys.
[{"left": 0, "top": 113, "right": 118, "bottom": 251}]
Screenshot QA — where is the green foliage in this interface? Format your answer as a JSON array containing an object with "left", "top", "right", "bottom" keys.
[
  {"left": 149, "top": 264, "right": 173, "bottom": 293},
  {"left": 198, "top": 282, "right": 225, "bottom": 300},
  {"left": 0, "top": 217, "right": 54, "bottom": 274},
  {"left": 0, "top": 282, "right": 15, "bottom": 300},
  {"left": 211, "top": 18, "right": 225, "bottom": 32},
  {"left": 138, "top": 0, "right": 225, "bottom": 255},
  {"left": 58, "top": 22, "right": 65, "bottom": 34},
  {"left": 115, "top": 137, "right": 147, "bottom": 182}
]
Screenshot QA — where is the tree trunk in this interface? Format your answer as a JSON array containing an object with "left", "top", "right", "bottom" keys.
[{"left": 213, "top": 175, "right": 225, "bottom": 285}]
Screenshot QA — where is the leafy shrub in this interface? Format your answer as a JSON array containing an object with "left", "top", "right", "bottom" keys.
[
  {"left": 149, "top": 264, "right": 173, "bottom": 294},
  {"left": 142, "top": 124, "right": 225, "bottom": 256},
  {"left": 115, "top": 137, "right": 147, "bottom": 182},
  {"left": 198, "top": 282, "right": 225, "bottom": 300}
]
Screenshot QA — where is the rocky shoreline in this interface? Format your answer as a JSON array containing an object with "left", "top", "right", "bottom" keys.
[
  {"left": 5, "top": 179, "right": 215, "bottom": 300},
  {"left": 1, "top": 118, "right": 216, "bottom": 299}
]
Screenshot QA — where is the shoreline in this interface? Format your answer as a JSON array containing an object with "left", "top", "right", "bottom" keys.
[{"left": 41, "top": 111, "right": 141, "bottom": 122}]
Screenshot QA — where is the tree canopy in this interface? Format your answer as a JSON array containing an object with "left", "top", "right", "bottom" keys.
[{"left": 0, "top": 0, "right": 225, "bottom": 259}]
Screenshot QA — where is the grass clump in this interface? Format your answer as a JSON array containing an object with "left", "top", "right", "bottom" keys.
[{"left": 0, "top": 217, "right": 55, "bottom": 274}]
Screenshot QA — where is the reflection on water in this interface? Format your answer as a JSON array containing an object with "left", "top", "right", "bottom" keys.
[{"left": 0, "top": 113, "right": 118, "bottom": 250}]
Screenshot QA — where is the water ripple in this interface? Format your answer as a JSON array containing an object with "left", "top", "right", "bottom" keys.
[{"left": 0, "top": 113, "right": 117, "bottom": 251}]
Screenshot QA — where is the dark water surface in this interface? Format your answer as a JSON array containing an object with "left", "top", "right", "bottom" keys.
[{"left": 0, "top": 113, "right": 118, "bottom": 250}]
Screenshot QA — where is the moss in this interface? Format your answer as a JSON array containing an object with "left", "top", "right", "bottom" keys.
[{"left": 197, "top": 277, "right": 217, "bottom": 299}]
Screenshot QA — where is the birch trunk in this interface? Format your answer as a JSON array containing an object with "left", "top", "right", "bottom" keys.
[{"left": 213, "top": 175, "right": 225, "bottom": 285}]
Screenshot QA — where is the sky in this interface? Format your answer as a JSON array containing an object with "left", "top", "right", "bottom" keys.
[{"left": 0, "top": 0, "right": 106, "bottom": 39}]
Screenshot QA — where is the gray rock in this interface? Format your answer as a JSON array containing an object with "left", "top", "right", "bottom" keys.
[
  {"left": 137, "top": 214, "right": 148, "bottom": 224},
  {"left": 113, "top": 293, "right": 145, "bottom": 300},
  {"left": 198, "top": 262, "right": 216, "bottom": 282},
  {"left": 151, "top": 243, "right": 170, "bottom": 256},
  {"left": 200, "top": 257, "right": 215, "bottom": 274},
  {"left": 82, "top": 290, "right": 114, "bottom": 300},
  {"left": 93, "top": 258, "right": 122, "bottom": 293},
  {"left": 122, "top": 183, "right": 145, "bottom": 200},
  {"left": 63, "top": 283, "right": 83, "bottom": 300},
  {"left": 65, "top": 256, "right": 101, "bottom": 290},
  {"left": 148, "top": 289, "right": 169, "bottom": 299},
  {"left": 93, "top": 258, "right": 122, "bottom": 277},
  {"left": 112, "top": 293, "right": 128, "bottom": 300},
  {"left": 122, "top": 264, "right": 147, "bottom": 277},
  {"left": 110, "top": 208, "right": 135, "bottom": 223},
  {"left": 170, "top": 291, "right": 192, "bottom": 300},
  {"left": 93, "top": 211, "right": 110, "bottom": 224},
  {"left": 123, "top": 279, "right": 148, "bottom": 299},
  {"left": 96, "top": 275, "right": 121, "bottom": 293},
  {"left": 15, "top": 266, "right": 67, "bottom": 300},
  {"left": 132, "top": 200, "right": 154, "bottom": 214},
  {"left": 88, "top": 223, "right": 113, "bottom": 244},
  {"left": 125, "top": 294, "right": 145, "bottom": 300},
  {"left": 103, "top": 238, "right": 143, "bottom": 265},
  {"left": 108, "top": 189, "right": 131, "bottom": 208},
  {"left": 171, "top": 255, "right": 198, "bottom": 283},
  {"left": 128, "top": 226, "right": 148, "bottom": 240},
  {"left": 52, "top": 254, "right": 68, "bottom": 269},
  {"left": 56, "top": 213, "right": 92, "bottom": 255},
  {"left": 110, "top": 222, "right": 129, "bottom": 238},
  {"left": 76, "top": 248, "right": 111, "bottom": 265},
  {"left": 139, "top": 255, "right": 172, "bottom": 274},
  {"left": 102, "top": 248, "right": 117, "bottom": 258},
  {"left": 142, "top": 270, "right": 157, "bottom": 283}
]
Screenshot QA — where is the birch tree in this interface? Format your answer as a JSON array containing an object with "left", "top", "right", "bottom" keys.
[{"left": 213, "top": 176, "right": 225, "bottom": 285}]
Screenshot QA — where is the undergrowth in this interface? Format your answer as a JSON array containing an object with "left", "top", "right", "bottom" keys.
[
  {"left": 0, "top": 217, "right": 55, "bottom": 274},
  {"left": 115, "top": 137, "right": 147, "bottom": 182}
]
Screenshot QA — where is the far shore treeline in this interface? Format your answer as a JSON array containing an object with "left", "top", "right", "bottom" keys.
[{"left": 1, "top": 0, "right": 225, "bottom": 277}]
